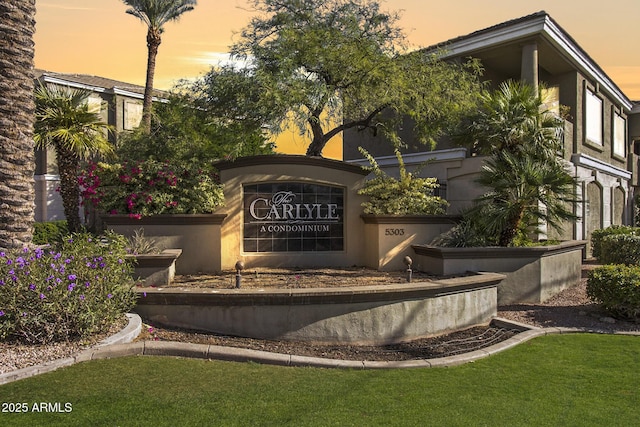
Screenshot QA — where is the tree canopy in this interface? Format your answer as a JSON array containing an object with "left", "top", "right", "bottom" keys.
[
  {"left": 225, "top": 0, "right": 484, "bottom": 156},
  {"left": 115, "top": 80, "right": 274, "bottom": 163}
]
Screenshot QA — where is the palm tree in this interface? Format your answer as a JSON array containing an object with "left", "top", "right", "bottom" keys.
[
  {"left": 454, "top": 80, "right": 564, "bottom": 161},
  {"left": 122, "top": 0, "right": 197, "bottom": 133},
  {"left": 470, "top": 150, "right": 578, "bottom": 247},
  {"left": 457, "top": 80, "right": 577, "bottom": 246},
  {"left": 34, "top": 84, "right": 114, "bottom": 233},
  {"left": 0, "top": 1, "right": 37, "bottom": 249}
]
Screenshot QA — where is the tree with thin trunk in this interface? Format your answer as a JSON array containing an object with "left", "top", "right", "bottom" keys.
[
  {"left": 34, "top": 84, "right": 114, "bottom": 233},
  {"left": 122, "top": 0, "right": 197, "bottom": 133},
  {"left": 231, "top": 0, "right": 483, "bottom": 157},
  {"left": 0, "top": 1, "right": 37, "bottom": 250}
]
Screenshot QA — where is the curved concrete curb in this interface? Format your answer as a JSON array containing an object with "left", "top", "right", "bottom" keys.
[
  {"left": 3, "top": 316, "right": 640, "bottom": 384},
  {"left": 0, "top": 313, "right": 142, "bottom": 385},
  {"left": 95, "top": 313, "right": 142, "bottom": 348},
  {"left": 66, "top": 318, "right": 640, "bottom": 370}
]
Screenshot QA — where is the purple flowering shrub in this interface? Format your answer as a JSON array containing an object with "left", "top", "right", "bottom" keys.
[
  {"left": 79, "top": 160, "right": 224, "bottom": 219},
  {"left": 0, "top": 231, "right": 137, "bottom": 344}
]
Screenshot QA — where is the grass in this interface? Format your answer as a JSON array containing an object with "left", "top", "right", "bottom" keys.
[{"left": 1, "top": 334, "right": 639, "bottom": 426}]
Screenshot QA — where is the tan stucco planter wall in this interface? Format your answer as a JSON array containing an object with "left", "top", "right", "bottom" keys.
[
  {"left": 129, "top": 249, "right": 182, "bottom": 286},
  {"left": 412, "top": 241, "right": 586, "bottom": 305},
  {"left": 135, "top": 272, "right": 503, "bottom": 345},
  {"left": 361, "top": 215, "right": 460, "bottom": 271},
  {"left": 215, "top": 155, "right": 370, "bottom": 270},
  {"left": 103, "top": 215, "right": 226, "bottom": 275}
]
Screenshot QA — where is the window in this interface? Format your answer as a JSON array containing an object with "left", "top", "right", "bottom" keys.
[
  {"left": 613, "top": 112, "right": 626, "bottom": 158},
  {"left": 87, "top": 95, "right": 103, "bottom": 114},
  {"left": 585, "top": 87, "right": 603, "bottom": 146},
  {"left": 541, "top": 86, "right": 560, "bottom": 116},
  {"left": 124, "top": 101, "right": 143, "bottom": 130}
]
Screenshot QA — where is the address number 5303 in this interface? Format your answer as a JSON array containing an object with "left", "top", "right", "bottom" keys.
[{"left": 384, "top": 228, "right": 405, "bottom": 236}]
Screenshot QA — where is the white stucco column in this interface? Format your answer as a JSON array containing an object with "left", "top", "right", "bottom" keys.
[{"left": 521, "top": 42, "right": 539, "bottom": 93}]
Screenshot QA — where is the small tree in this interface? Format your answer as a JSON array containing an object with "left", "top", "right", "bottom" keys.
[
  {"left": 34, "top": 84, "right": 114, "bottom": 232},
  {"left": 230, "top": 0, "right": 483, "bottom": 157},
  {"left": 358, "top": 147, "right": 448, "bottom": 215},
  {"left": 469, "top": 150, "right": 578, "bottom": 246},
  {"left": 454, "top": 80, "right": 564, "bottom": 160}
]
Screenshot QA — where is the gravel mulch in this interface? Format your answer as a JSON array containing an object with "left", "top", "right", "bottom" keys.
[
  {"left": 3, "top": 262, "right": 639, "bottom": 372},
  {"left": 168, "top": 267, "right": 443, "bottom": 289},
  {"left": 0, "top": 318, "right": 127, "bottom": 375}
]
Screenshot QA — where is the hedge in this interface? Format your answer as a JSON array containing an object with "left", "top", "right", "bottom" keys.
[
  {"left": 591, "top": 225, "right": 640, "bottom": 260},
  {"left": 587, "top": 264, "right": 640, "bottom": 321},
  {"left": 598, "top": 234, "right": 640, "bottom": 265},
  {"left": 33, "top": 220, "right": 69, "bottom": 245}
]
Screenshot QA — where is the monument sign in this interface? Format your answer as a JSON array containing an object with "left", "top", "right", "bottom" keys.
[{"left": 243, "top": 182, "right": 344, "bottom": 252}]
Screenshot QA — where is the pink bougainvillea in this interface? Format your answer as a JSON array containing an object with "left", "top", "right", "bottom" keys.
[{"left": 79, "top": 160, "right": 224, "bottom": 219}]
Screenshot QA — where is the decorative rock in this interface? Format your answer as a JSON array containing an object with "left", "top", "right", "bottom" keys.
[{"left": 600, "top": 316, "right": 616, "bottom": 324}]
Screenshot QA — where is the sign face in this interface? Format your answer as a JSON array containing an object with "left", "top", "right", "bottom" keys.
[{"left": 243, "top": 182, "right": 344, "bottom": 252}]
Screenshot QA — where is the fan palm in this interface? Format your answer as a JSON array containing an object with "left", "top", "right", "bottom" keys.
[
  {"left": 470, "top": 150, "right": 578, "bottom": 246},
  {"left": 34, "top": 84, "right": 114, "bottom": 232},
  {"left": 456, "top": 80, "right": 577, "bottom": 246},
  {"left": 122, "top": 0, "right": 197, "bottom": 133},
  {"left": 0, "top": 0, "right": 37, "bottom": 249},
  {"left": 455, "top": 80, "right": 564, "bottom": 161}
]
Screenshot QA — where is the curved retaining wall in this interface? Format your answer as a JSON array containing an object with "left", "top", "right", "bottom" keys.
[{"left": 134, "top": 273, "right": 504, "bottom": 345}]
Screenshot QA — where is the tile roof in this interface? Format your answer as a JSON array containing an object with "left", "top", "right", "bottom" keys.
[
  {"left": 428, "top": 11, "right": 550, "bottom": 50},
  {"left": 35, "top": 69, "right": 167, "bottom": 98}
]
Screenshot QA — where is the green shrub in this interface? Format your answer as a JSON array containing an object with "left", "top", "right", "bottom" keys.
[
  {"left": 587, "top": 264, "right": 640, "bottom": 321},
  {"left": 358, "top": 147, "right": 448, "bottom": 215},
  {"left": 431, "top": 220, "right": 488, "bottom": 247},
  {"left": 0, "top": 231, "right": 137, "bottom": 344},
  {"left": 598, "top": 234, "right": 640, "bottom": 265},
  {"left": 33, "top": 220, "right": 69, "bottom": 245},
  {"left": 591, "top": 225, "right": 640, "bottom": 259}
]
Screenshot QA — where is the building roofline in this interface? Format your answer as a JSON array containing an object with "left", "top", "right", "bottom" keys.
[
  {"left": 427, "top": 11, "right": 633, "bottom": 111},
  {"left": 35, "top": 69, "right": 167, "bottom": 101}
]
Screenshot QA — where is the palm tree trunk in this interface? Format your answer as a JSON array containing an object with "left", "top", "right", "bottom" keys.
[
  {"left": 499, "top": 208, "right": 525, "bottom": 247},
  {"left": 55, "top": 144, "right": 82, "bottom": 233},
  {"left": 0, "top": 0, "right": 36, "bottom": 249},
  {"left": 141, "top": 31, "right": 161, "bottom": 133}
]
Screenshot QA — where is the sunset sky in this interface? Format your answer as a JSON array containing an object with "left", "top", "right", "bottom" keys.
[{"left": 34, "top": 0, "right": 640, "bottom": 158}]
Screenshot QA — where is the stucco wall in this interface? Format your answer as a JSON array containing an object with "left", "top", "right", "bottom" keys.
[
  {"left": 135, "top": 273, "right": 502, "bottom": 344},
  {"left": 362, "top": 215, "right": 459, "bottom": 270},
  {"left": 215, "top": 155, "right": 370, "bottom": 270}
]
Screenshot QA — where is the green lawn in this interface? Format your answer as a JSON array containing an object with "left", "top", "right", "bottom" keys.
[{"left": 1, "top": 334, "right": 639, "bottom": 426}]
